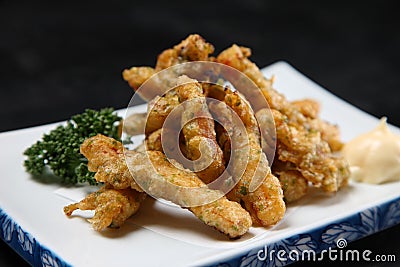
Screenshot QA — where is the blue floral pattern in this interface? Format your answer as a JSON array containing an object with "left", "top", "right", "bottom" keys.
[
  {"left": 1, "top": 197, "right": 399, "bottom": 266},
  {"left": 322, "top": 201, "right": 400, "bottom": 247},
  {"left": 208, "top": 196, "right": 400, "bottom": 267},
  {"left": 0, "top": 208, "right": 69, "bottom": 267},
  {"left": 17, "top": 226, "right": 34, "bottom": 254},
  {"left": 41, "top": 249, "right": 61, "bottom": 267},
  {"left": 1, "top": 211, "right": 14, "bottom": 242},
  {"left": 239, "top": 235, "right": 318, "bottom": 267}
]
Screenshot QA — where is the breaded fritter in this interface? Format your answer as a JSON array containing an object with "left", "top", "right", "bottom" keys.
[
  {"left": 64, "top": 186, "right": 146, "bottom": 231},
  {"left": 222, "top": 90, "right": 286, "bottom": 227},
  {"left": 272, "top": 160, "right": 308, "bottom": 203},
  {"left": 175, "top": 76, "right": 225, "bottom": 184},
  {"left": 208, "top": 100, "right": 234, "bottom": 164},
  {"left": 155, "top": 34, "right": 214, "bottom": 71},
  {"left": 122, "top": 66, "right": 155, "bottom": 91},
  {"left": 80, "top": 134, "right": 251, "bottom": 238},
  {"left": 217, "top": 44, "right": 349, "bottom": 193},
  {"left": 80, "top": 134, "right": 143, "bottom": 192},
  {"left": 271, "top": 109, "right": 349, "bottom": 192},
  {"left": 145, "top": 90, "right": 180, "bottom": 135},
  {"left": 125, "top": 150, "right": 252, "bottom": 238}
]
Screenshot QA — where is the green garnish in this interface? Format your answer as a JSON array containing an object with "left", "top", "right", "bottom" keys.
[{"left": 23, "top": 108, "right": 121, "bottom": 185}]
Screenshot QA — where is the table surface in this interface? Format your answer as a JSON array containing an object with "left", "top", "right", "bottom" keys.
[{"left": 0, "top": 0, "right": 399, "bottom": 266}]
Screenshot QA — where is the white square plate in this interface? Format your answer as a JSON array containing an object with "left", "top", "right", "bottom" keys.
[{"left": 1, "top": 61, "right": 399, "bottom": 267}]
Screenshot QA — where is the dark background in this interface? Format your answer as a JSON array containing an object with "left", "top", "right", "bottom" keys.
[{"left": 0, "top": 0, "right": 399, "bottom": 266}]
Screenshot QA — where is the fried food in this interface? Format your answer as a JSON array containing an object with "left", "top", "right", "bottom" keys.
[
  {"left": 272, "top": 160, "right": 308, "bottom": 203},
  {"left": 291, "top": 99, "right": 343, "bottom": 151},
  {"left": 145, "top": 128, "right": 163, "bottom": 152},
  {"left": 254, "top": 106, "right": 276, "bottom": 160},
  {"left": 80, "top": 134, "right": 143, "bottom": 192},
  {"left": 310, "top": 119, "right": 344, "bottom": 152},
  {"left": 66, "top": 34, "right": 351, "bottom": 239},
  {"left": 271, "top": 109, "right": 349, "bottom": 192},
  {"left": 78, "top": 134, "right": 251, "bottom": 238},
  {"left": 175, "top": 75, "right": 225, "bottom": 183},
  {"left": 216, "top": 45, "right": 285, "bottom": 111},
  {"left": 123, "top": 34, "right": 214, "bottom": 101},
  {"left": 145, "top": 127, "right": 186, "bottom": 159},
  {"left": 217, "top": 44, "right": 349, "bottom": 193},
  {"left": 122, "top": 66, "right": 155, "bottom": 91},
  {"left": 277, "top": 170, "right": 308, "bottom": 203},
  {"left": 216, "top": 44, "right": 344, "bottom": 149},
  {"left": 155, "top": 34, "right": 214, "bottom": 71},
  {"left": 145, "top": 90, "right": 180, "bottom": 134},
  {"left": 291, "top": 99, "right": 320, "bottom": 119},
  {"left": 222, "top": 90, "right": 285, "bottom": 226},
  {"left": 126, "top": 150, "right": 252, "bottom": 238},
  {"left": 191, "top": 197, "right": 251, "bottom": 239},
  {"left": 208, "top": 100, "right": 234, "bottom": 164},
  {"left": 133, "top": 141, "right": 146, "bottom": 152},
  {"left": 64, "top": 186, "right": 146, "bottom": 231}
]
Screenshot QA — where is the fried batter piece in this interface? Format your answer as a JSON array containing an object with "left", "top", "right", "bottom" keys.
[
  {"left": 155, "top": 34, "right": 214, "bottom": 71},
  {"left": 310, "top": 119, "right": 344, "bottom": 152},
  {"left": 216, "top": 44, "right": 344, "bottom": 150},
  {"left": 146, "top": 128, "right": 163, "bottom": 152},
  {"left": 291, "top": 99, "right": 320, "bottom": 119},
  {"left": 209, "top": 97, "right": 307, "bottom": 203},
  {"left": 125, "top": 150, "right": 252, "bottom": 238},
  {"left": 272, "top": 160, "right": 308, "bottom": 203},
  {"left": 277, "top": 170, "right": 308, "bottom": 203},
  {"left": 217, "top": 44, "right": 349, "bottom": 193},
  {"left": 122, "top": 34, "right": 214, "bottom": 94},
  {"left": 208, "top": 100, "right": 234, "bottom": 164},
  {"left": 122, "top": 66, "right": 155, "bottom": 91},
  {"left": 271, "top": 109, "right": 349, "bottom": 192},
  {"left": 222, "top": 90, "right": 285, "bottom": 227},
  {"left": 175, "top": 76, "right": 225, "bottom": 183},
  {"left": 80, "top": 134, "right": 143, "bottom": 192},
  {"left": 64, "top": 186, "right": 146, "bottom": 231},
  {"left": 80, "top": 134, "right": 251, "bottom": 238},
  {"left": 145, "top": 127, "right": 186, "bottom": 159},
  {"left": 216, "top": 45, "right": 286, "bottom": 112},
  {"left": 145, "top": 90, "right": 180, "bottom": 134},
  {"left": 291, "top": 99, "right": 343, "bottom": 151}
]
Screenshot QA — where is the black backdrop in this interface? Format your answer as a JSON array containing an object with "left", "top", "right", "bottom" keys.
[{"left": 0, "top": 0, "right": 399, "bottom": 266}]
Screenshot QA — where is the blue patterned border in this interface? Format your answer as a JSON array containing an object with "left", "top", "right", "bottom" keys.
[
  {"left": 1, "top": 196, "right": 399, "bottom": 267},
  {"left": 208, "top": 196, "right": 400, "bottom": 267},
  {"left": 0, "top": 207, "right": 70, "bottom": 267}
]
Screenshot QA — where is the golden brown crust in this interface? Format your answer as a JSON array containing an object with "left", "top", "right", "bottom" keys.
[
  {"left": 175, "top": 76, "right": 225, "bottom": 184},
  {"left": 155, "top": 34, "right": 214, "bottom": 71},
  {"left": 79, "top": 134, "right": 251, "bottom": 238},
  {"left": 145, "top": 91, "right": 180, "bottom": 135},
  {"left": 291, "top": 99, "right": 320, "bottom": 119},
  {"left": 70, "top": 34, "right": 352, "bottom": 238},
  {"left": 217, "top": 44, "right": 349, "bottom": 193},
  {"left": 126, "top": 150, "right": 252, "bottom": 238},
  {"left": 222, "top": 90, "right": 286, "bottom": 227},
  {"left": 64, "top": 186, "right": 146, "bottom": 231},
  {"left": 122, "top": 66, "right": 155, "bottom": 91},
  {"left": 272, "top": 160, "right": 308, "bottom": 203},
  {"left": 80, "top": 134, "right": 143, "bottom": 192}
]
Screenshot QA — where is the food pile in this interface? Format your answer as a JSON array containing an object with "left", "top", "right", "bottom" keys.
[{"left": 29, "top": 34, "right": 350, "bottom": 239}]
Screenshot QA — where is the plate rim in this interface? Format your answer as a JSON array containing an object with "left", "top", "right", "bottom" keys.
[{"left": 1, "top": 60, "right": 399, "bottom": 267}]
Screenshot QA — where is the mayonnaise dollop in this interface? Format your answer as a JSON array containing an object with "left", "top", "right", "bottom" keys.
[{"left": 342, "top": 117, "right": 400, "bottom": 184}]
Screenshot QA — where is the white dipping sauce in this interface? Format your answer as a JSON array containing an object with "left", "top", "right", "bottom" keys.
[{"left": 342, "top": 117, "right": 400, "bottom": 184}]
